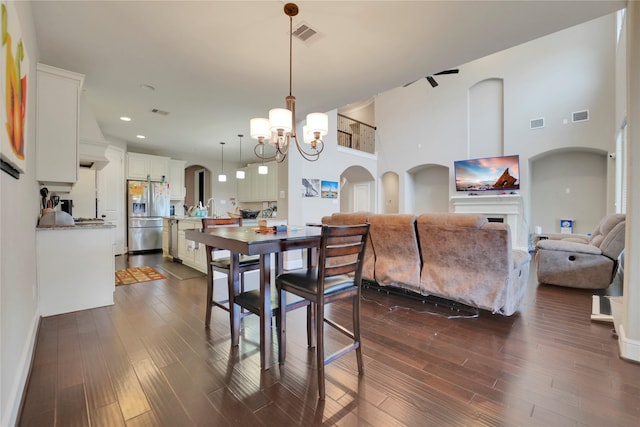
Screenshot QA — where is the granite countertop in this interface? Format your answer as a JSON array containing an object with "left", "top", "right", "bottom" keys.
[{"left": 36, "top": 223, "right": 116, "bottom": 230}]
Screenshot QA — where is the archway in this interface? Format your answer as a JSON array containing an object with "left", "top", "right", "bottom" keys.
[
  {"left": 339, "top": 165, "right": 375, "bottom": 212},
  {"left": 407, "top": 164, "right": 450, "bottom": 214},
  {"left": 530, "top": 148, "right": 607, "bottom": 234},
  {"left": 184, "top": 164, "right": 211, "bottom": 209}
]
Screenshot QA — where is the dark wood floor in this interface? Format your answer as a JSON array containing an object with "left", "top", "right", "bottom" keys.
[{"left": 18, "top": 252, "right": 640, "bottom": 426}]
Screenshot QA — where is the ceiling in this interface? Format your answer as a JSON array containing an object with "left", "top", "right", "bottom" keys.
[{"left": 31, "top": 1, "right": 625, "bottom": 162}]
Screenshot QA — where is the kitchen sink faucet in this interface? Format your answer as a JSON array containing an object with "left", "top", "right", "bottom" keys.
[{"left": 206, "top": 198, "right": 217, "bottom": 218}]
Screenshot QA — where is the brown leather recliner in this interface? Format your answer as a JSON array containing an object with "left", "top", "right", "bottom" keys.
[{"left": 535, "top": 214, "right": 625, "bottom": 289}]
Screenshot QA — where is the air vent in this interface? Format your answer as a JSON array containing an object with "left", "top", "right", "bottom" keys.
[
  {"left": 530, "top": 118, "right": 545, "bottom": 129},
  {"left": 151, "top": 108, "right": 170, "bottom": 116},
  {"left": 292, "top": 23, "right": 318, "bottom": 42},
  {"left": 572, "top": 110, "right": 589, "bottom": 123}
]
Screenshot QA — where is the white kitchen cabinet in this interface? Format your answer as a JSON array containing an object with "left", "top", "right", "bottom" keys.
[
  {"left": 36, "top": 64, "right": 85, "bottom": 186},
  {"left": 36, "top": 226, "right": 115, "bottom": 316},
  {"left": 126, "top": 152, "right": 170, "bottom": 181},
  {"left": 169, "top": 159, "right": 186, "bottom": 199},
  {"left": 162, "top": 218, "right": 170, "bottom": 257},
  {"left": 237, "top": 162, "right": 278, "bottom": 202},
  {"left": 177, "top": 218, "right": 207, "bottom": 273}
]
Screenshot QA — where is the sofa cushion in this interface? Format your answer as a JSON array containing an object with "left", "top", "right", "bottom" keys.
[
  {"left": 367, "top": 214, "right": 421, "bottom": 293},
  {"left": 416, "top": 213, "right": 529, "bottom": 315}
]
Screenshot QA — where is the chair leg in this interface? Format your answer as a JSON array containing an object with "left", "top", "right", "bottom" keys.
[
  {"left": 278, "top": 287, "right": 287, "bottom": 364},
  {"left": 205, "top": 263, "right": 214, "bottom": 327},
  {"left": 316, "top": 301, "right": 325, "bottom": 400},
  {"left": 307, "top": 303, "right": 316, "bottom": 348},
  {"left": 353, "top": 293, "right": 363, "bottom": 375}
]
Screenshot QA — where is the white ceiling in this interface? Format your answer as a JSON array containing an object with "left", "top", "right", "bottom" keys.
[{"left": 31, "top": 1, "right": 625, "bottom": 161}]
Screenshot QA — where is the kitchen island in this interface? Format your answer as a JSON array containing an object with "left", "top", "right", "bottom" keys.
[
  {"left": 36, "top": 223, "right": 115, "bottom": 316},
  {"left": 163, "top": 216, "right": 258, "bottom": 274}
]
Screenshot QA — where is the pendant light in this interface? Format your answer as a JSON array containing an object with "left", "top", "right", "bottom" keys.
[
  {"left": 236, "top": 134, "right": 245, "bottom": 179},
  {"left": 218, "top": 142, "right": 227, "bottom": 182},
  {"left": 258, "top": 144, "right": 268, "bottom": 175},
  {"left": 250, "top": 3, "right": 328, "bottom": 163}
]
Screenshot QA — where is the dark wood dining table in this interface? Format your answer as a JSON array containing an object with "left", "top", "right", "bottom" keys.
[{"left": 185, "top": 225, "right": 322, "bottom": 370}]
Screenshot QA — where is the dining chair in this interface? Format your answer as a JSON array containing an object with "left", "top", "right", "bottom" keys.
[
  {"left": 275, "top": 223, "right": 370, "bottom": 400},
  {"left": 201, "top": 218, "right": 260, "bottom": 328}
]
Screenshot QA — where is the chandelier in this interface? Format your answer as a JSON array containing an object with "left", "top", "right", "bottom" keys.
[{"left": 250, "top": 3, "right": 328, "bottom": 163}]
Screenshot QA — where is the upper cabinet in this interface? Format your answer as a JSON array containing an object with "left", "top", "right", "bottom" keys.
[
  {"left": 126, "top": 152, "right": 169, "bottom": 181},
  {"left": 237, "top": 162, "right": 278, "bottom": 202},
  {"left": 36, "top": 64, "right": 85, "bottom": 188},
  {"left": 169, "top": 159, "right": 186, "bottom": 200}
]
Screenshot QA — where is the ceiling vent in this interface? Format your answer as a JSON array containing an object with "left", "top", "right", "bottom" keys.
[
  {"left": 151, "top": 108, "right": 170, "bottom": 116},
  {"left": 292, "top": 22, "right": 318, "bottom": 42},
  {"left": 572, "top": 110, "right": 589, "bottom": 123},
  {"left": 530, "top": 117, "right": 545, "bottom": 129}
]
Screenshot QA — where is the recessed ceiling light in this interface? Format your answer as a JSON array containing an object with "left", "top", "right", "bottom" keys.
[
  {"left": 136, "top": 135, "right": 146, "bottom": 139},
  {"left": 140, "top": 84, "right": 155, "bottom": 91},
  {"left": 120, "top": 116, "right": 131, "bottom": 122}
]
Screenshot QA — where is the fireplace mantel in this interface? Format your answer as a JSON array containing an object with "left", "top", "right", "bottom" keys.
[{"left": 450, "top": 194, "right": 525, "bottom": 250}]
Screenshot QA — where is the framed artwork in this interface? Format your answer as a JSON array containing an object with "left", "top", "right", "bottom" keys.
[
  {"left": 1, "top": 1, "right": 29, "bottom": 178},
  {"left": 301, "top": 178, "right": 320, "bottom": 197},
  {"left": 321, "top": 180, "right": 338, "bottom": 199}
]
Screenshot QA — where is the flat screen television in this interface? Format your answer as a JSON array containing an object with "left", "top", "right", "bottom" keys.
[{"left": 454, "top": 155, "right": 520, "bottom": 192}]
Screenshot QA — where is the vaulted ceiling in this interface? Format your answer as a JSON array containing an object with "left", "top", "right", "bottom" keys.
[{"left": 31, "top": 1, "right": 625, "bottom": 161}]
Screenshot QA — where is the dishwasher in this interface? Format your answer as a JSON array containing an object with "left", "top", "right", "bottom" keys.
[{"left": 169, "top": 219, "right": 179, "bottom": 260}]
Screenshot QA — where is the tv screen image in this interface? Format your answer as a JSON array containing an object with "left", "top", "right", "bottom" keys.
[{"left": 454, "top": 155, "right": 520, "bottom": 192}]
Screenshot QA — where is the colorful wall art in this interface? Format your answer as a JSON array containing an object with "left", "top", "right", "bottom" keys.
[
  {"left": 1, "top": 1, "right": 29, "bottom": 177},
  {"left": 321, "top": 180, "right": 338, "bottom": 199}
]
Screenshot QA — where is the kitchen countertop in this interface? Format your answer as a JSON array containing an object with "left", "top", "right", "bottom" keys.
[{"left": 36, "top": 223, "right": 116, "bottom": 230}]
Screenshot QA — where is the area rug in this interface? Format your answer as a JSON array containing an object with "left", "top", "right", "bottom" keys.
[
  {"left": 155, "top": 261, "right": 206, "bottom": 280},
  {"left": 115, "top": 266, "right": 166, "bottom": 286}
]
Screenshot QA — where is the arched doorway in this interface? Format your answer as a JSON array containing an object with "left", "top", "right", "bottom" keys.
[
  {"left": 185, "top": 165, "right": 211, "bottom": 209},
  {"left": 339, "top": 165, "right": 375, "bottom": 212}
]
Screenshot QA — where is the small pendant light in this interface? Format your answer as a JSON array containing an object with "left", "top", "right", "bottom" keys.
[
  {"left": 236, "top": 134, "right": 245, "bottom": 179},
  {"left": 218, "top": 142, "right": 227, "bottom": 182}
]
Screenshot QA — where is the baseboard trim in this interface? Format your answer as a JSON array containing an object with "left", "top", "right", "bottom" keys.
[
  {"left": 2, "top": 312, "right": 40, "bottom": 427},
  {"left": 616, "top": 324, "right": 640, "bottom": 363}
]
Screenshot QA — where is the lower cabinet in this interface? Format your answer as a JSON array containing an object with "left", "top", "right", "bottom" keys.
[
  {"left": 37, "top": 226, "right": 115, "bottom": 316},
  {"left": 177, "top": 219, "right": 207, "bottom": 273}
]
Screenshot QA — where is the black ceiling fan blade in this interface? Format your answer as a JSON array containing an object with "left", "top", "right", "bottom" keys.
[
  {"left": 433, "top": 69, "right": 459, "bottom": 75},
  {"left": 426, "top": 76, "right": 438, "bottom": 88}
]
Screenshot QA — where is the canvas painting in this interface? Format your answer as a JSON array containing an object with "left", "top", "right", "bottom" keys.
[
  {"left": 321, "top": 180, "right": 338, "bottom": 199},
  {"left": 1, "top": 1, "right": 29, "bottom": 176},
  {"left": 301, "top": 178, "right": 320, "bottom": 197}
]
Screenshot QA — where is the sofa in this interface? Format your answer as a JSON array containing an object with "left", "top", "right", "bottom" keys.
[
  {"left": 322, "top": 212, "right": 531, "bottom": 315},
  {"left": 535, "top": 213, "right": 625, "bottom": 289}
]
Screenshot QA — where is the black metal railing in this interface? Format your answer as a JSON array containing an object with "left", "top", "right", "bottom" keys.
[{"left": 337, "top": 114, "right": 376, "bottom": 154}]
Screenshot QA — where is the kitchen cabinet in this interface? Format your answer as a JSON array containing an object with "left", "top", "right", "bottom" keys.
[
  {"left": 162, "top": 218, "right": 170, "bottom": 257},
  {"left": 36, "top": 226, "right": 115, "bottom": 316},
  {"left": 237, "top": 162, "right": 278, "bottom": 202},
  {"left": 177, "top": 218, "right": 207, "bottom": 273},
  {"left": 126, "top": 152, "right": 170, "bottom": 181},
  {"left": 169, "top": 159, "right": 186, "bottom": 199},
  {"left": 36, "top": 63, "right": 85, "bottom": 187}
]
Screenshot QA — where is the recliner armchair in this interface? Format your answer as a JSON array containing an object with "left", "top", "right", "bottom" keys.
[{"left": 535, "top": 214, "right": 625, "bottom": 289}]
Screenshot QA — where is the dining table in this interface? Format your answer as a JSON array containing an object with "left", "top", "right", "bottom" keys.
[{"left": 185, "top": 224, "right": 322, "bottom": 370}]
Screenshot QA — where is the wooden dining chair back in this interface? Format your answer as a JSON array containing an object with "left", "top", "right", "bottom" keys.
[
  {"left": 201, "top": 218, "right": 260, "bottom": 329},
  {"left": 276, "top": 223, "right": 370, "bottom": 399}
]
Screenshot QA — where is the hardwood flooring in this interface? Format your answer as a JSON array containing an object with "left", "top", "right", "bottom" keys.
[{"left": 18, "top": 252, "right": 640, "bottom": 426}]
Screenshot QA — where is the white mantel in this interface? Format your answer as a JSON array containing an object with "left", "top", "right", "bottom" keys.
[{"left": 450, "top": 194, "right": 526, "bottom": 251}]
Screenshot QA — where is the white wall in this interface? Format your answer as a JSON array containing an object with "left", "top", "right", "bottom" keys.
[
  {"left": 287, "top": 110, "right": 378, "bottom": 227},
  {"left": 0, "top": 2, "right": 41, "bottom": 426},
  {"left": 375, "top": 13, "right": 617, "bottom": 234}
]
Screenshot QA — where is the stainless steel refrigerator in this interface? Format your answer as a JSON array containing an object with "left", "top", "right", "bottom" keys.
[{"left": 127, "top": 180, "right": 170, "bottom": 252}]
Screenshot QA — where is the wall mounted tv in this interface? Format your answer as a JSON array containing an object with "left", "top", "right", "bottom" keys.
[{"left": 454, "top": 155, "right": 520, "bottom": 192}]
